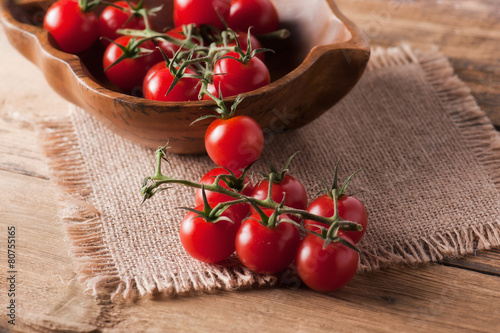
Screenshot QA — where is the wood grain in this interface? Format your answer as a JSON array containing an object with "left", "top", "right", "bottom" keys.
[
  {"left": 336, "top": 0, "right": 500, "bottom": 127},
  {"left": 0, "top": 171, "right": 103, "bottom": 333},
  {"left": 442, "top": 249, "right": 500, "bottom": 277},
  {"left": 97, "top": 266, "right": 500, "bottom": 333}
]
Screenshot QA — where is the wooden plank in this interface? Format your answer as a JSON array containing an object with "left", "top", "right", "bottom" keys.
[
  {"left": 336, "top": 0, "right": 500, "bottom": 126},
  {"left": 0, "top": 26, "right": 68, "bottom": 180},
  {"left": 441, "top": 249, "right": 500, "bottom": 276},
  {"left": 101, "top": 265, "right": 500, "bottom": 332},
  {"left": 0, "top": 116, "right": 49, "bottom": 179},
  {"left": 0, "top": 170, "right": 103, "bottom": 332}
]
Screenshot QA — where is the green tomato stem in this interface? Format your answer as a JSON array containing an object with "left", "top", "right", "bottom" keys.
[{"left": 142, "top": 146, "right": 363, "bottom": 234}]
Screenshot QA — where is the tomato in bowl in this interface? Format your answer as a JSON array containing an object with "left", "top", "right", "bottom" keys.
[{"left": 0, "top": 0, "right": 370, "bottom": 154}]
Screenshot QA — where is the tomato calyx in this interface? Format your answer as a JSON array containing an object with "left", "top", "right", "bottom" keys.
[
  {"left": 253, "top": 170, "right": 290, "bottom": 211},
  {"left": 301, "top": 184, "right": 364, "bottom": 251},
  {"left": 179, "top": 186, "right": 245, "bottom": 224},
  {"left": 103, "top": 0, "right": 147, "bottom": 17},
  {"left": 315, "top": 163, "right": 361, "bottom": 200},
  {"left": 113, "top": 0, "right": 162, "bottom": 33},
  {"left": 258, "top": 152, "right": 299, "bottom": 185},
  {"left": 78, "top": 0, "right": 147, "bottom": 13},
  {"left": 120, "top": 22, "right": 204, "bottom": 50},
  {"left": 193, "top": 28, "right": 272, "bottom": 119},
  {"left": 214, "top": 164, "right": 254, "bottom": 193},
  {"left": 102, "top": 36, "right": 159, "bottom": 71},
  {"left": 217, "top": 27, "right": 273, "bottom": 65},
  {"left": 245, "top": 195, "right": 297, "bottom": 229},
  {"left": 153, "top": 47, "right": 204, "bottom": 99}
]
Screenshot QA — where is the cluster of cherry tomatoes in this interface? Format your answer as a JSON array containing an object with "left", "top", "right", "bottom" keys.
[
  {"left": 43, "top": 0, "right": 278, "bottom": 101},
  {"left": 143, "top": 131, "right": 368, "bottom": 292}
]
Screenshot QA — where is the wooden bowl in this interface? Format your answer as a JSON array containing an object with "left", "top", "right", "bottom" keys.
[{"left": 0, "top": 0, "right": 370, "bottom": 154}]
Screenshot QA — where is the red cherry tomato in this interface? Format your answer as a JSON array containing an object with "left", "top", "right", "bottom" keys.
[
  {"left": 43, "top": 0, "right": 99, "bottom": 54},
  {"left": 173, "top": 0, "right": 231, "bottom": 30},
  {"left": 143, "top": 66, "right": 199, "bottom": 102},
  {"left": 295, "top": 233, "right": 359, "bottom": 292},
  {"left": 212, "top": 52, "right": 270, "bottom": 98},
  {"left": 235, "top": 210, "right": 300, "bottom": 274},
  {"left": 180, "top": 204, "right": 241, "bottom": 263},
  {"left": 205, "top": 115, "right": 264, "bottom": 171},
  {"left": 227, "top": 0, "right": 279, "bottom": 35},
  {"left": 98, "top": 1, "right": 146, "bottom": 46},
  {"left": 103, "top": 36, "right": 162, "bottom": 93},
  {"left": 143, "top": 61, "right": 167, "bottom": 88},
  {"left": 251, "top": 174, "right": 308, "bottom": 212},
  {"left": 304, "top": 194, "right": 367, "bottom": 244},
  {"left": 195, "top": 167, "right": 253, "bottom": 221}
]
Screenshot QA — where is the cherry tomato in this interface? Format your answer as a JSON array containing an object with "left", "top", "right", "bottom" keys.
[
  {"left": 143, "top": 66, "right": 199, "bottom": 102},
  {"left": 173, "top": 0, "right": 231, "bottom": 30},
  {"left": 251, "top": 174, "right": 308, "bottom": 212},
  {"left": 143, "top": 61, "right": 167, "bottom": 88},
  {"left": 235, "top": 210, "right": 300, "bottom": 274},
  {"left": 43, "top": 0, "right": 99, "bottom": 54},
  {"left": 205, "top": 115, "right": 264, "bottom": 171},
  {"left": 212, "top": 51, "right": 270, "bottom": 98},
  {"left": 195, "top": 168, "right": 254, "bottom": 221},
  {"left": 304, "top": 194, "right": 367, "bottom": 244},
  {"left": 227, "top": 0, "right": 279, "bottom": 35},
  {"left": 98, "top": 1, "right": 146, "bottom": 46},
  {"left": 103, "top": 36, "right": 162, "bottom": 93},
  {"left": 180, "top": 204, "right": 241, "bottom": 263},
  {"left": 295, "top": 233, "right": 359, "bottom": 292}
]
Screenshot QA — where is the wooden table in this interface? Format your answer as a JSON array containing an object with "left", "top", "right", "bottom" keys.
[{"left": 1, "top": 0, "right": 500, "bottom": 331}]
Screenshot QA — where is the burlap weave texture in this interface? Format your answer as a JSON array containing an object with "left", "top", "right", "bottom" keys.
[{"left": 40, "top": 45, "right": 500, "bottom": 300}]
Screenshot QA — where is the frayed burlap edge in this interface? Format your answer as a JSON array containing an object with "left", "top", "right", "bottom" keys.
[
  {"left": 38, "top": 119, "right": 123, "bottom": 299},
  {"left": 38, "top": 114, "right": 277, "bottom": 301},
  {"left": 358, "top": 45, "right": 500, "bottom": 272}
]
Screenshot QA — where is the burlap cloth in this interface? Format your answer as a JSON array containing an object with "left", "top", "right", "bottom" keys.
[{"left": 39, "top": 45, "right": 500, "bottom": 300}]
